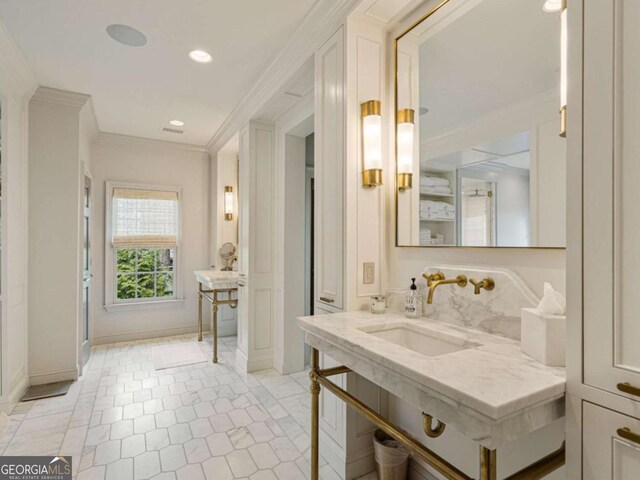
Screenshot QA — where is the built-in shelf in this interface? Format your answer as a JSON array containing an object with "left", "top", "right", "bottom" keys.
[
  {"left": 420, "top": 218, "right": 455, "bottom": 223},
  {"left": 420, "top": 191, "right": 454, "bottom": 198}
]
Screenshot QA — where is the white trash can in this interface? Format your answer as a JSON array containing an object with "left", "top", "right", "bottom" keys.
[{"left": 373, "top": 429, "right": 410, "bottom": 480}]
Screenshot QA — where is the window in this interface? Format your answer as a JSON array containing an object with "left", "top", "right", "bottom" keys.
[
  {"left": 116, "top": 248, "right": 174, "bottom": 300},
  {"left": 106, "top": 183, "right": 182, "bottom": 308}
]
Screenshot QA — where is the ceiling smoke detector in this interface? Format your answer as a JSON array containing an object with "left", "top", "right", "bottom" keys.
[{"left": 106, "top": 24, "right": 147, "bottom": 47}]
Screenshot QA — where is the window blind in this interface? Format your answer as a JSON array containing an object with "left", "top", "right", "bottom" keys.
[{"left": 112, "top": 187, "right": 179, "bottom": 248}]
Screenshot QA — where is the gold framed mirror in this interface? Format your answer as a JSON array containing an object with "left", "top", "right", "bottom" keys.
[{"left": 394, "top": 0, "right": 566, "bottom": 249}]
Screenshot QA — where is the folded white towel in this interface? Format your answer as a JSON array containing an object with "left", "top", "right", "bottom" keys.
[
  {"left": 420, "top": 201, "right": 441, "bottom": 212},
  {"left": 432, "top": 186, "right": 452, "bottom": 194},
  {"left": 422, "top": 186, "right": 452, "bottom": 195},
  {"left": 435, "top": 210, "right": 455, "bottom": 219},
  {"left": 420, "top": 176, "right": 449, "bottom": 187},
  {"left": 439, "top": 202, "right": 455, "bottom": 212},
  {"left": 420, "top": 211, "right": 438, "bottom": 220}
]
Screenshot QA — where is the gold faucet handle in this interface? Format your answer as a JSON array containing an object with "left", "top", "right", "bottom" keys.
[
  {"left": 454, "top": 275, "right": 468, "bottom": 287},
  {"left": 423, "top": 271, "right": 445, "bottom": 286},
  {"left": 469, "top": 277, "right": 495, "bottom": 295}
]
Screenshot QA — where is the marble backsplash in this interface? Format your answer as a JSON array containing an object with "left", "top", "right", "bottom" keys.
[{"left": 386, "top": 266, "right": 541, "bottom": 341}]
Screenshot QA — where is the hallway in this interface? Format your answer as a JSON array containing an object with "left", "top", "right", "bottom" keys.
[{"left": 0, "top": 335, "right": 340, "bottom": 480}]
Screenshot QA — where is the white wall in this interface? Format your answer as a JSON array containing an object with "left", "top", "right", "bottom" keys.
[
  {"left": 0, "top": 15, "right": 37, "bottom": 409},
  {"left": 0, "top": 95, "right": 31, "bottom": 408},
  {"left": 90, "top": 135, "right": 210, "bottom": 344}
]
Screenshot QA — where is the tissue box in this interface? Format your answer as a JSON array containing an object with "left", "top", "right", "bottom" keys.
[{"left": 520, "top": 308, "right": 566, "bottom": 367}]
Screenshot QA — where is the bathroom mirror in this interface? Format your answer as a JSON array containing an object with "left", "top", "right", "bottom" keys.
[{"left": 395, "top": 0, "right": 566, "bottom": 248}]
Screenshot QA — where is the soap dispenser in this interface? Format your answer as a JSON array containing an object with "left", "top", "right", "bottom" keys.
[{"left": 404, "top": 278, "right": 422, "bottom": 318}]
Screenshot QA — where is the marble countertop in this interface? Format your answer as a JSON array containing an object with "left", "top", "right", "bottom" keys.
[
  {"left": 194, "top": 270, "right": 240, "bottom": 289},
  {"left": 298, "top": 310, "right": 566, "bottom": 447}
]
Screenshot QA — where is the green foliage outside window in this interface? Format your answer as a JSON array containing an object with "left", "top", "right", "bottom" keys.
[{"left": 116, "top": 248, "right": 174, "bottom": 300}]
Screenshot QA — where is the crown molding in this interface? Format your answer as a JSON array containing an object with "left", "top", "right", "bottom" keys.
[
  {"left": 30, "top": 86, "right": 91, "bottom": 110},
  {"left": 0, "top": 17, "right": 37, "bottom": 106},
  {"left": 96, "top": 132, "right": 210, "bottom": 155},
  {"left": 206, "top": 0, "right": 361, "bottom": 155}
]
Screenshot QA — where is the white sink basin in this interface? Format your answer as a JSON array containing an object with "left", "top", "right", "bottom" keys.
[
  {"left": 360, "top": 323, "right": 480, "bottom": 357},
  {"left": 194, "top": 270, "right": 240, "bottom": 289}
]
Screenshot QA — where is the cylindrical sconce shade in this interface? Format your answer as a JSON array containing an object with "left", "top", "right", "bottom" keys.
[
  {"left": 224, "top": 186, "right": 233, "bottom": 221},
  {"left": 397, "top": 108, "right": 414, "bottom": 190},
  {"left": 559, "top": 0, "right": 567, "bottom": 137},
  {"left": 361, "top": 100, "right": 383, "bottom": 187}
]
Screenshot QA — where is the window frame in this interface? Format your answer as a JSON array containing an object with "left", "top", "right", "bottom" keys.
[{"left": 104, "top": 181, "right": 184, "bottom": 311}]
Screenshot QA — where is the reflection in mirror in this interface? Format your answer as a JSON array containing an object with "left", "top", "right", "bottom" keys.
[{"left": 395, "top": 0, "right": 566, "bottom": 248}]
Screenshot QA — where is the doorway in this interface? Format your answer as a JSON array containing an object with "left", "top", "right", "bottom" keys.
[
  {"left": 82, "top": 175, "right": 91, "bottom": 366},
  {"left": 459, "top": 177, "right": 496, "bottom": 246},
  {"left": 276, "top": 107, "right": 314, "bottom": 374}
]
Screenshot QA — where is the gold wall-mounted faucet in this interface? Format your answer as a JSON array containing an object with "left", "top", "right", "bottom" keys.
[
  {"left": 469, "top": 277, "right": 495, "bottom": 295},
  {"left": 423, "top": 271, "right": 445, "bottom": 286},
  {"left": 423, "top": 273, "right": 468, "bottom": 304}
]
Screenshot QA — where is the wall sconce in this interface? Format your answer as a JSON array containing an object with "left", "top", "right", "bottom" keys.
[
  {"left": 224, "top": 186, "right": 233, "bottom": 221},
  {"left": 559, "top": 0, "right": 567, "bottom": 137},
  {"left": 397, "top": 108, "right": 415, "bottom": 190},
  {"left": 361, "top": 100, "right": 383, "bottom": 187}
]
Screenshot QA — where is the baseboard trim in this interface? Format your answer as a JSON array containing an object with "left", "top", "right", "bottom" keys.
[
  {"left": 318, "top": 431, "right": 347, "bottom": 478},
  {"left": 0, "top": 376, "right": 29, "bottom": 413},
  {"left": 235, "top": 349, "right": 273, "bottom": 373},
  {"left": 273, "top": 357, "right": 284, "bottom": 375},
  {"left": 10, "top": 376, "right": 29, "bottom": 405},
  {"left": 93, "top": 325, "right": 202, "bottom": 345},
  {"left": 345, "top": 447, "right": 376, "bottom": 479},
  {"left": 29, "top": 368, "right": 78, "bottom": 386}
]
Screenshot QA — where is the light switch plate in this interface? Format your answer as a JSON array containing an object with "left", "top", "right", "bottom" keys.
[{"left": 363, "top": 262, "right": 375, "bottom": 285}]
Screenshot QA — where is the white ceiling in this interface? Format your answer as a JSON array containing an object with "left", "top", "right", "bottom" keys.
[
  {"left": 0, "top": 0, "right": 316, "bottom": 145},
  {"left": 412, "top": 0, "right": 560, "bottom": 138}
]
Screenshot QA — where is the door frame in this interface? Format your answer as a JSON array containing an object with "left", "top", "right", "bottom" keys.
[
  {"left": 80, "top": 172, "right": 92, "bottom": 371},
  {"left": 273, "top": 90, "right": 315, "bottom": 375}
]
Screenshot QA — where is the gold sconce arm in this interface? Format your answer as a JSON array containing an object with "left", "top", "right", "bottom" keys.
[{"left": 422, "top": 413, "right": 446, "bottom": 438}]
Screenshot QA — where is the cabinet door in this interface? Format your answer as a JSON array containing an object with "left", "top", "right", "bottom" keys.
[
  {"left": 314, "top": 307, "right": 346, "bottom": 449},
  {"left": 583, "top": 402, "right": 640, "bottom": 479},
  {"left": 314, "top": 26, "right": 344, "bottom": 310},
  {"left": 583, "top": 0, "right": 640, "bottom": 400}
]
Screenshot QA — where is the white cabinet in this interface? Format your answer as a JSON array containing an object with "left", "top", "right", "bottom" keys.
[
  {"left": 570, "top": 1, "right": 640, "bottom": 477},
  {"left": 582, "top": 0, "right": 640, "bottom": 402},
  {"left": 314, "top": 26, "right": 344, "bottom": 311},
  {"left": 583, "top": 403, "right": 640, "bottom": 479}
]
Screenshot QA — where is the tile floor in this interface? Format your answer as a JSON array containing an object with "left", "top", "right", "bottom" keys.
[{"left": 0, "top": 334, "right": 354, "bottom": 480}]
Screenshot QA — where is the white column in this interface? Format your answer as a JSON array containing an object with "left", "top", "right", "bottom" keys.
[{"left": 236, "top": 121, "right": 276, "bottom": 372}]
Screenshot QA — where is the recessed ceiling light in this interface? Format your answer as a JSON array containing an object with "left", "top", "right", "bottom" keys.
[
  {"left": 169, "top": 120, "right": 185, "bottom": 127},
  {"left": 189, "top": 50, "right": 212, "bottom": 63},
  {"left": 106, "top": 24, "right": 147, "bottom": 47},
  {"left": 542, "top": 0, "right": 562, "bottom": 13}
]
